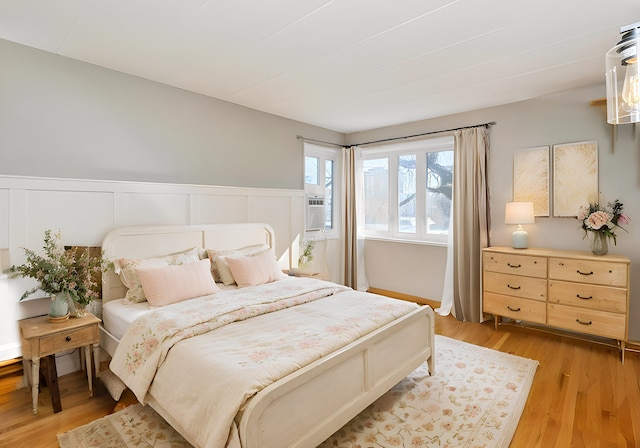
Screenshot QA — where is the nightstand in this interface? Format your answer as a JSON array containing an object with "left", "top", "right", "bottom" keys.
[
  {"left": 286, "top": 269, "right": 330, "bottom": 280},
  {"left": 19, "top": 313, "right": 101, "bottom": 415}
]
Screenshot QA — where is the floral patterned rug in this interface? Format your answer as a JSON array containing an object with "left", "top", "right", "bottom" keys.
[{"left": 58, "top": 335, "right": 538, "bottom": 448}]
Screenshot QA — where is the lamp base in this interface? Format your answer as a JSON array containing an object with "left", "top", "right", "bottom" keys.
[{"left": 511, "top": 226, "right": 529, "bottom": 249}]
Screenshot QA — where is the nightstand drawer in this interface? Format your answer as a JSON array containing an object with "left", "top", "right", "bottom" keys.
[
  {"left": 548, "top": 303, "right": 626, "bottom": 340},
  {"left": 39, "top": 326, "right": 96, "bottom": 356},
  {"left": 548, "top": 258, "right": 627, "bottom": 287},
  {"left": 483, "top": 292, "right": 546, "bottom": 324},
  {"left": 548, "top": 280, "right": 627, "bottom": 313},
  {"left": 484, "top": 271, "right": 547, "bottom": 301},
  {"left": 483, "top": 252, "right": 547, "bottom": 278}
]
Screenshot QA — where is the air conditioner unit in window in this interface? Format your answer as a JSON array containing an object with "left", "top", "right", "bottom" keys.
[{"left": 306, "top": 194, "right": 325, "bottom": 231}]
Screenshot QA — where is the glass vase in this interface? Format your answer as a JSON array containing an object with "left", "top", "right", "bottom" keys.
[
  {"left": 67, "top": 299, "right": 88, "bottom": 318},
  {"left": 589, "top": 232, "right": 608, "bottom": 255}
]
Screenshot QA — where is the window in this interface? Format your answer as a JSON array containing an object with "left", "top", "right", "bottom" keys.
[
  {"left": 305, "top": 156, "right": 319, "bottom": 185},
  {"left": 363, "top": 158, "right": 389, "bottom": 231},
  {"left": 362, "top": 136, "right": 454, "bottom": 244},
  {"left": 304, "top": 143, "right": 341, "bottom": 236}
]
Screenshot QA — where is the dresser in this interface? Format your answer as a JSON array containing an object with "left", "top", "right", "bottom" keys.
[{"left": 482, "top": 247, "right": 630, "bottom": 362}]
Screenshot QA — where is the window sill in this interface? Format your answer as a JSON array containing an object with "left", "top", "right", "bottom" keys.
[{"left": 364, "top": 236, "right": 447, "bottom": 248}]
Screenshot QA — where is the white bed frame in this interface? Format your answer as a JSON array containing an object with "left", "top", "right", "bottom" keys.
[{"left": 100, "top": 223, "right": 435, "bottom": 448}]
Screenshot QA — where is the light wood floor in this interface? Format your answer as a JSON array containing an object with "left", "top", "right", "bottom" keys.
[{"left": 1, "top": 310, "right": 639, "bottom": 447}]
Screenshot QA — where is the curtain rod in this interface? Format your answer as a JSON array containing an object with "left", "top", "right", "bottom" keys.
[
  {"left": 296, "top": 135, "right": 346, "bottom": 148},
  {"left": 297, "top": 120, "right": 496, "bottom": 149},
  {"left": 351, "top": 121, "right": 497, "bottom": 147}
]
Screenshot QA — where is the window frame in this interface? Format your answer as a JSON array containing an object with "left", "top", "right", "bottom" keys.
[
  {"left": 303, "top": 143, "right": 342, "bottom": 240},
  {"left": 361, "top": 136, "right": 454, "bottom": 245}
]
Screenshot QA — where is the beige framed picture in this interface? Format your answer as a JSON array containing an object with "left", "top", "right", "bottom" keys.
[
  {"left": 552, "top": 141, "right": 598, "bottom": 217},
  {"left": 513, "top": 146, "right": 550, "bottom": 216}
]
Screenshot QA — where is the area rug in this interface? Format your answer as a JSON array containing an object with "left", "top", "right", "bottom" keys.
[{"left": 58, "top": 335, "right": 538, "bottom": 448}]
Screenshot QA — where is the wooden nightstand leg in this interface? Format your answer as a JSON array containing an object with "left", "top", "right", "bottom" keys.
[
  {"left": 84, "top": 345, "right": 93, "bottom": 397},
  {"left": 92, "top": 343, "right": 100, "bottom": 375},
  {"left": 30, "top": 357, "right": 39, "bottom": 415},
  {"left": 44, "top": 355, "right": 62, "bottom": 413},
  {"left": 620, "top": 340, "right": 626, "bottom": 365}
]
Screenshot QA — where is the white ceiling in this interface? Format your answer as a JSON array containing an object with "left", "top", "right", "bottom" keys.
[{"left": 1, "top": 1, "right": 639, "bottom": 133}]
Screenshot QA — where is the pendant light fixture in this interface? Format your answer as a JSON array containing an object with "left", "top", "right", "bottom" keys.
[{"left": 606, "top": 22, "right": 640, "bottom": 124}]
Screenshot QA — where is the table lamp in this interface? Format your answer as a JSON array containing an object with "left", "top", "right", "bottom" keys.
[{"left": 504, "top": 202, "right": 535, "bottom": 249}]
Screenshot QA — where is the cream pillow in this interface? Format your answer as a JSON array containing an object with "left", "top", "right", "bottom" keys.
[
  {"left": 114, "top": 247, "right": 201, "bottom": 304},
  {"left": 207, "top": 244, "right": 269, "bottom": 285},
  {"left": 136, "top": 258, "right": 220, "bottom": 307},
  {"left": 226, "top": 249, "right": 286, "bottom": 288}
]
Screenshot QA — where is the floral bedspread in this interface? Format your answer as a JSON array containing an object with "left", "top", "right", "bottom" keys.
[
  {"left": 110, "top": 278, "right": 420, "bottom": 448},
  {"left": 110, "top": 278, "right": 348, "bottom": 402}
]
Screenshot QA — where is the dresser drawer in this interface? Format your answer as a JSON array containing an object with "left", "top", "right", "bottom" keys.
[
  {"left": 547, "top": 303, "right": 626, "bottom": 340},
  {"left": 548, "top": 258, "right": 628, "bottom": 287},
  {"left": 484, "top": 271, "right": 546, "bottom": 301},
  {"left": 483, "top": 292, "right": 546, "bottom": 324},
  {"left": 39, "top": 325, "right": 97, "bottom": 356},
  {"left": 548, "top": 280, "right": 627, "bottom": 313},
  {"left": 483, "top": 252, "right": 547, "bottom": 278}
]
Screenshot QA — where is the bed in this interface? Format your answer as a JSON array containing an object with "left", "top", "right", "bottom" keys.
[{"left": 99, "top": 223, "right": 435, "bottom": 448}]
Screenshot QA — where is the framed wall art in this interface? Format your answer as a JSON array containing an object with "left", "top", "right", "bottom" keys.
[
  {"left": 513, "top": 146, "right": 550, "bottom": 216},
  {"left": 552, "top": 141, "right": 598, "bottom": 217}
]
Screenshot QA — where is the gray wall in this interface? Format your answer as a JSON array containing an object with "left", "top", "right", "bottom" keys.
[
  {"left": 0, "top": 39, "right": 344, "bottom": 189},
  {"left": 349, "top": 83, "right": 640, "bottom": 341}
]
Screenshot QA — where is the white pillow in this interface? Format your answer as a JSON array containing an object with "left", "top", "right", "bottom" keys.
[
  {"left": 114, "top": 248, "right": 201, "bottom": 304},
  {"left": 136, "top": 258, "right": 220, "bottom": 307},
  {"left": 226, "top": 249, "right": 287, "bottom": 288},
  {"left": 207, "top": 244, "right": 269, "bottom": 285}
]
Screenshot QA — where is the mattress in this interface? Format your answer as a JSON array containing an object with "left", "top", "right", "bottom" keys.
[
  {"left": 102, "top": 283, "right": 240, "bottom": 340},
  {"left": 102, "top": 299, "right": 151, "bottom": 340}
]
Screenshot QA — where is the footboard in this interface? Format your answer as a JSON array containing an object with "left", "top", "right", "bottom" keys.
[{"left": 238, "top": 305, "right": 435, "bottom": 448}]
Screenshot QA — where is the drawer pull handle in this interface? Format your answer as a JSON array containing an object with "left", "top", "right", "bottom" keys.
[
  {"left": 576, "top": 319, "right": 592, "bottom": 326},
  {"left": 507, "top": 284, "right": 521, "bottom": 290},
  {"left": 65, "top": 336, "right": 72, "bottom": 342},
  {"left": 576, "top": 294, "right": 593, "bottom": 300},
  {"left": 507, "top": 306, "right": 521, "bottom": 312},
  {"left": 577, "top": 270, "right": 593, "bottom": 276},
  {"left": 507, "top": 263, "right": 521, "bottom": 268}
]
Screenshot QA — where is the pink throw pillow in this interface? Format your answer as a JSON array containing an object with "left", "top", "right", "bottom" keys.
[
  {"left": 136, "top": 258, "right": 220, "bottom": 307},
  {"left": 226, "top": 250, "right": 286, "bottom": 287}
]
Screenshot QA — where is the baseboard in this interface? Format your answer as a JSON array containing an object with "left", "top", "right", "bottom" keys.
[
  {"left": 0, "top": 343, "right": 22, "bottom": 363},
  {"left": 367, "top": 288, "right": 441, "bottom": 309},
  {"left": 0, "top": 358, "right": 25, "bottom": 394}
]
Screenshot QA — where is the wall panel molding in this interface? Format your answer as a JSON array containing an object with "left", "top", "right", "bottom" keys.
[{"left": 0, "top": 174, "right": 305, "bottom": 367}]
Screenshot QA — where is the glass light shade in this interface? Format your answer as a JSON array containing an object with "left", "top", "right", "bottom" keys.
[{"left": 606, "top": 23, "right": 640, "bottom": 124}]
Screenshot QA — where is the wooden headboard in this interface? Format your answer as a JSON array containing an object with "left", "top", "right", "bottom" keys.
[{"left": 101, "top": 223, "right": 275, "bottom": 303}]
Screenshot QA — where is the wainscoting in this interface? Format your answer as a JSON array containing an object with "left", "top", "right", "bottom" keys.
[{"left": 0, "top": 175, "right": 305, "bottom": 367}]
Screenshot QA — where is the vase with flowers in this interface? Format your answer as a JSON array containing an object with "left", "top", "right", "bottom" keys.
[
  {"left": 9, "top": 229, "right": 103, "bottom": 320},
  {"left": 577, "top": 199, "right": 631, "bottom": 255}
]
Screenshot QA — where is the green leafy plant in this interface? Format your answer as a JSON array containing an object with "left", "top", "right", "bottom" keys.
[
  {"left": 9, "top": 229, "right": 103, "bottom": 306},
  {"left": 298, "top": 240, "right": 314, "bottom": 267}
]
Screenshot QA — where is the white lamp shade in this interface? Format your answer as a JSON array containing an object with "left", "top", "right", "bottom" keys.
[{"left": 504, "top": 202, "right": 535, "bottom": 225}]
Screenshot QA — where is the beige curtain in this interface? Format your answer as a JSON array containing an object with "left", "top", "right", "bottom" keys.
[
  {"left": 343, "top": 146, "right": 369, "bottom": 291},
  {"left": 450, "top": 126, "right": 491, "bottom": 322}
]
